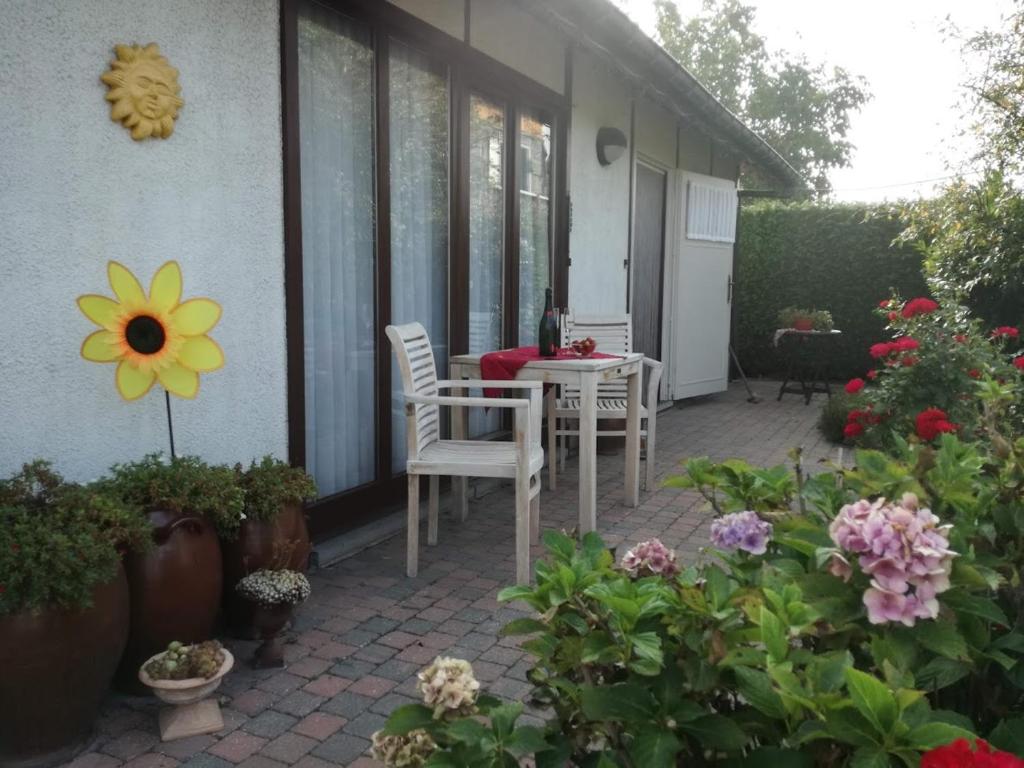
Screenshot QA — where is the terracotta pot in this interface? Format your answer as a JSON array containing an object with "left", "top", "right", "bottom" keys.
[
  {"left": 792, "top": 317, "right": 814, "bottom": 331},
  {"left": 250, "top": 603, "right": 294, "bottom": 668},
  {"left": 221, "top": 502, "right": 310, "bottom": 635},
  {"left": 116, "top": 509, "right": 223, "bottom": 694},
  {"left": 0, "top": 565, "right": 129, "bottom": 768}
]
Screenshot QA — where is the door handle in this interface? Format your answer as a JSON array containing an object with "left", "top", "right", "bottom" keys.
[{"left": 727, "top": 275, "right": 733, "bottom": 304}]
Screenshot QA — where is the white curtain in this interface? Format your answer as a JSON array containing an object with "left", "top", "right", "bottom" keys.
[
  {"left": 297, "top": 2, "right": 376, "bottom": 496},
  {"left": 389, "top": 41, "right": 450, "bottom": 471},
  {"left": 517, "top": 113, "right": 552, "bottom": 345}
]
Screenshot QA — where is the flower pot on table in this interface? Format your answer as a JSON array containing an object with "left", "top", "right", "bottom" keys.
[
  {"left": 0, "top": 565, "right": 130, "bottom": 768},
  {"left": 221, "top": 501, "right": 310, "bottom": 636},
  {"left": 792, "top": 318, "right": 814, "bottom": 331},
  {"left": 115, "top": 509, "right": 223, "bottom": 694}
]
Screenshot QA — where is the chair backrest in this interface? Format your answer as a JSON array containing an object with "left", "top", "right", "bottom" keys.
[
  {"left": 386, "top": 322, "right": 440, "bottom": 458},
  {"left": 561, "top": 313, "right": 632, "bottom": 400}
]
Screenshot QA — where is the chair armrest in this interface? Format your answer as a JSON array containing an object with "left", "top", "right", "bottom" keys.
[
  {"left": 406, "top": 393, "right": 529, "bottom": 411},
  {"left": 436, "top": 379, "right": 544, "bottom": 391}
]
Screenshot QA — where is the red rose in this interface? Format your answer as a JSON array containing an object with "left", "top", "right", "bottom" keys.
[
  {"left": 894, "top": 337, "right": 920, "bottom": 352},
  {"left": 888, "top": 311, "right": 899, "bottom": 322},
  {"left": 843, "top": 422, "right": 864, "bottom": 438},
  {"left": 902, "top": 297, "right": 939, "bottom": 318},
  {"left": 879, "top": 299, "right": 892, "bottom": 308},
  {"left": 954, "top": 334, "right": 968, "bottom": 343},
  {"left": 847, "top": 409, "right": 865, "bottom": 423},
  {"left": 992, "top": 326, "right": 1020, "bottom": 339},
  {"left": 968, "top": 369, "right": 981, "bottom": 379},
  {"left": 845, "top": 378, "right": 865, "bottom": 394},
  {"left": 901, "top": 355, "right": 918, "bottom": 366},
  {"left": 866, "top": 369, "right": 879, "bottom": 380},
  {"left": 1014, "top": 356, "right": 1024, "bottom": 371},
  {"left": 870, "top": 342, "right": 893, "bottom": 359},
  {"left": 916, "top": 407, "right": 958, "bottom": 441}
]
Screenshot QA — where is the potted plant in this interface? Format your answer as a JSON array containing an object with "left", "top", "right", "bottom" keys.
[
  {"left": 222, "top": 457, "right": 316, "bottom": 634},
  {"left": 235, "top": 569, "right": 311, "bottom": 668},
  {"left": 138, "top": 640, "right": 234, "bottom": 741},
  {"left": 0, "top": 461, "right": 150, "bottom": 767},
  {"left": 777, "top": 306, "right": 833, "bottom": 332},
  {"left": 103, "top": 454, "right": 243, "bottom": 692}
]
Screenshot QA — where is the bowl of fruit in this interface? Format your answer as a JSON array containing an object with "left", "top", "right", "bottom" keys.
[
  {"left": 570, "top": 337, "right": 597, "bottom": 357},
  {"left": 139, "top": 640, "right": 234, "bottom": 741}
]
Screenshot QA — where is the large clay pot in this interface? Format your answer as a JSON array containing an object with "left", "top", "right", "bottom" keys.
[
  {"left": 0, "top": 565, "right": 130, "bottom": 768},
  {"left": 116, "top": 510, "right": 223, "bottom": 694},
  {"left": 221, "top": 501, "right": 310, "bottom": 635}
]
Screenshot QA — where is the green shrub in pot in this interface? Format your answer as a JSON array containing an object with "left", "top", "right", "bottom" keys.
[{"left": 234, "top": 456, "right": 317, "bottom": 524}]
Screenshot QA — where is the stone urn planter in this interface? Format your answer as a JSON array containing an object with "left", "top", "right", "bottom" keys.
[
  {"left": 235, "top": 568, "right": 312, "bottom": 669},
  {"left": 116, "top": 509, "right": 224, "bottom": 693},
  {"left": 139, "top": 646, "right": 234, "bottom": 741},
  {"left": 251, "top": 603, "right": 295, "bottom": 668},
  {"left": 0, "top": 566, "right": 130, "bottom": 768}
]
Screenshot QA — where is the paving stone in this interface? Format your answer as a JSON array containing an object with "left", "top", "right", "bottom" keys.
[
  {"left": 285, "top": 656, "right": 333, "bottom": 679},
  {"left": 274, "top": 690, "right": 325, "bottom": 718},
  {"left": 310, "top": 642, "right": 358, "bottom": 661},
  {"left": 122, "top": 755, "right": 180, "bottom": 768},
  {"left": 207, "top": 731, "right": 268, "bottom": 764},
  {"left": 343, "top": 711, "right": 388, "bottom": 740},
  {"left": 154, "top": 735, "right": 217, "bottom": 760},
  {"left": 398, "top": 618, "right": 436, "bottom": 635},
  {"left": 353, "top": 643, "right": 397, "bottom": 664},
  {"left": 103, "top": 730, "right": 160, "bottom": 761},
  {"left": 235, "top": 758, "right": 287, "bottom": 768},
  {"left": 302, "top": 674, "right": 351, "bottom": 698},
  {"left": 347, "top": 675, "right": 396, "bottom": 699},
  {"left": 335, "top": 628, "right": 378, "bottom": 647},
  {"left": 69, "top": 754, "right": 124, "bottom": 768},
  {"left": 256, "top": 673, "right": 306, "bottom": 696},
  {"left": 357, "top": 616, "right": 400, "bottom": 634},
  {"left": 260, "top": 733, "right": 318, "bottom": 764},
  {"left": 293, "top": 712, "right": 348, "bottom": 741},
  {"left": 180, "top": 756, "right": 235, "bottom": 768},
  {"left": 241, "top": 710, "right": 298, "bottom": 739},
  {"left": 229, "top": 689, "right": 277, "bottom": 717},
  {"left": 368, "top": 691, "right": 418, "bottom": 716},
  {"left": 320, "top": 691, "right": 376, "bottom": 720},
  {"left": 329, "top": 658, "right": 377, "bottom": 679},
  {"left": 371, "top": 658, "right": 420, "bottom": 682},
  {"left": 310, "top": 733, "right": 372, "bottom": 764}
]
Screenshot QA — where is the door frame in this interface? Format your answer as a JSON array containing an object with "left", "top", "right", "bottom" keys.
[
  {"left": 280, "top": 0, "right": 569, "bottom": 539},
  {"left": 628, "top": 154, "right": 669, "bottom": 364}
]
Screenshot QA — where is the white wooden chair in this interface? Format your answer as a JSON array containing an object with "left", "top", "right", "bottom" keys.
[
  {"left": 547, "top": 314, "right": 664, "bottom": 492},
  {"left": 386, "top": 322, "right": 544, "bottom": 585}
]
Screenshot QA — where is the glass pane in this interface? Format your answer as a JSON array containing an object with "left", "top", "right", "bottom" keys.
[
  {"left": 517, "top": 111, "right": 552, "bottom": 345},
  {"left": 297, "top": 1, "right": 376, "bottom": 496},
  {"left": 389, "top": 41, "right": 450, "bottom": 472},
  {"left": 468, "top": 94, "right": 505, "bottom": 436}
]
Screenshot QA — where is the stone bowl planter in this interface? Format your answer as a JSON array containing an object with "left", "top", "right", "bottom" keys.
[{"left": 138, "top": 648, "right": 234, "bottom": 742}]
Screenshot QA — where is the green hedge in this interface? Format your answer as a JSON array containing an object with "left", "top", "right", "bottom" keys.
[{"left": 734, "top": 201, "right": 929, "bottom": 380}]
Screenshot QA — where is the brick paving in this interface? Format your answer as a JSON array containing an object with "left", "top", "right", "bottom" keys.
[{"left": 68, "top": 382, "right": 839, "bottom": 768}]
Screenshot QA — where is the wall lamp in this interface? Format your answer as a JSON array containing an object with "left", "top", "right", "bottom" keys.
[{"left": 596, "top": 126, "right": 628, "bottom": 166}]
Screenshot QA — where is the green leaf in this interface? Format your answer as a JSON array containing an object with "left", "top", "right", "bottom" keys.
[
  {"left": 631, "top": 631, "right": 664, "bottom": 666},
  {"left": 505, "top": 725, "right": 549, "bottom": 757},
  {"left": 581, "top": 630, "right": 620, "bottom": 664},
  {"left": 941, "top": 591, "right": 1009, "bottom": 627},
  {"left": 988, "top": 717, "right": 1024, "bottom": 757},
  {"left": 446, "top": 717, "right": 491, "bottom": 743},
  {"left": 914, "top": 621, "right": 970, "bottom": 660},
  {"left": 489, "top": 702, "right": 522, "bottom": 739},
  {"left": 542, "top": 530, "right": 577, "bottom": 561},
  {"left": 849, "top": 747, "right": 891, "bottom": 768},
  {"left": 844, "top": 668, "right": 898, "bottom": 736},
  {"left": 722, "top": 747, "right": 813, "bottom": 768},
  {"left": 627, "top": 725, "right": 681, "bottom": 768},
  {"left": 734, "top": 666, "right": 786, "bottom": 719},
  {"left": 824, "top": 707, "right": 880, "bottom": 748},
  {"left": 905, "top": 722, "right": 976, "bottom": 750},
  {"left": 500, "top": 617, "right": 547, "bottom": 636},
  {"left": 381, "top": 703, "right": 435, "bottom": 735},
  {"left": 760, "top": 605, "right": 789, "bottom": 661},
  {"left": 679, "top": 714, "right": 748, "bottom": 751},
  {"left": 580, "top": 683, "right": 657, "bottom": 722},
  {"left": 498, "top": 585, "right": 536, "bottom": 603}
]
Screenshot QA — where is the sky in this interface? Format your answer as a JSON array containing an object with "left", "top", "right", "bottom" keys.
[{"left": 613, "top": 0, "right": 1013, "bottom": 201}]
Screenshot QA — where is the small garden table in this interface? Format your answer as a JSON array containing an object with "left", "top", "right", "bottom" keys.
[
  {"left": 774, "top": 328, "right": 843, "bottom": 404},
  {"left": 448, "top": 352, "right": 644, "bottom": 534}
]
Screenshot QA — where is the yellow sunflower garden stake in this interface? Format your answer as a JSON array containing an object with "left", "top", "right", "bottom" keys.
[{"left": 77, "top": 261, "right": 224, "bottom": 456}]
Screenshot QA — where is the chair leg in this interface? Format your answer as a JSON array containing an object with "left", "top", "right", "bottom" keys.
[
  {"left": 530, "top": 475, "right": 540, "bottom": 544},
  {"left": 515, "top": 469, "right": 531, "bottom": 586},
  {"left": 407, "top": 474, "right": 420, "bottom": 578},
  {"left": 558, "top": 421, "right": 567, "bottom": 472},
  {"left": 644, "top": 414, "right": 657, "bottom": 493},
  {"left": 546, "top": 390, "right": 557, "bottom": 491},
  {"left": 428, "top": 475, "right": 439, "bottom": 546}
]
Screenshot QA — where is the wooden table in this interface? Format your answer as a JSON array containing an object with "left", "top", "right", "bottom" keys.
[
  {"left": 448, "top": 352, "right": 644, "bottom": 534},
  {"left": 773, "top": 328, "right": 843, "bottom": 404}
]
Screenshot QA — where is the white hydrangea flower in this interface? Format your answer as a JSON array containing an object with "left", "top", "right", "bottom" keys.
[
  {"left": 370, "top": 729, "right": 436, "bottom": 767},
  {"left": 416, "top": 657, "right": 480, "bottom": 719}
]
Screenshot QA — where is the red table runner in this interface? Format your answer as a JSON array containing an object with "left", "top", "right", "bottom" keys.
[{"left": 480, "top": 346, "right": 621, "bottom": 397}]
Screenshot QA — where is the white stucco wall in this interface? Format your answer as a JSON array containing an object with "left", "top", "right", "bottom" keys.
[
  {"left": 0, "top": 0, "right": 287, "bottom": 482},
  {"left": 470, "top": 0, "right": 565, "bottom": 94},
  {"left": 635, "top": 98, "right": 677, "bottom": 170},
  {"left": 568, "top": 50, "right": 632, "bottom": 314}
]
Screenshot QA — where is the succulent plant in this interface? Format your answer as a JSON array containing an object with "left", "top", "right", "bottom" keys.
[{"left": 144, "top": 639, "right": 226, "bottom": 681}]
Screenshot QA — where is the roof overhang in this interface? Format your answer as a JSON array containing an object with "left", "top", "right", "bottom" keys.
[{"left": 513, "top": 0, "right": 807, "bottom": 193}]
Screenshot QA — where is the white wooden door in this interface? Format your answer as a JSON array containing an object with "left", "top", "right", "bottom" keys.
[{"left": 664, "top": 172, "right": 737, "bottom": 400}]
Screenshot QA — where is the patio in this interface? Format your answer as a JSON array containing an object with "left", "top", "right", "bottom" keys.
[{"left": 69, "top": 381, "right": 839, "bottom": 768}]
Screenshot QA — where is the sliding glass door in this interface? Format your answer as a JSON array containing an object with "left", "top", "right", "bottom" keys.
[
  {"left": 296, "top": 2, "right": 376, "bottom": 497},
  {"left": 285, "top": 0, "right": 566, "bottom": 536}
]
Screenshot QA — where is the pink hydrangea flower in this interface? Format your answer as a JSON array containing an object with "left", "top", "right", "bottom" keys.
[
  {"left": 829, "top": 493, "right": 956, "bottom": 626},
  {"left": 621, "top": 538, "right": 679, "bottom": 578}
]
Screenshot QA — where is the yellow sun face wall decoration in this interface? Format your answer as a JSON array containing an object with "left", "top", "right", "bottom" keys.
[
  {"left": 101, "top": 43, "right": 183, "bottom": 140},
  {"left": 77, "top": 261, "right": 224, "bottom": 401}
]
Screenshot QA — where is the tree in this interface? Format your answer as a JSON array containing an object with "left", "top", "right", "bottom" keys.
[{"left": 654, "top": 0, "right": 870, "bottom": 194}]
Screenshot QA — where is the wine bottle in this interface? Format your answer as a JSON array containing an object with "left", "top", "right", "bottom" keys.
[{"left": 538, "top": 287, "right": 558, "bottom": 357}]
